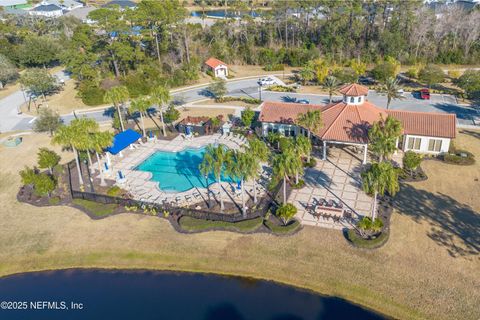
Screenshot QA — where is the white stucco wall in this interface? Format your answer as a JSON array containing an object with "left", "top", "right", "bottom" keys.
[
  {"left": 402, "top": 134, "right": 450, "bottom": 154},
  {"left": 214, "top": 64, "right": 228, "bottom": 77},
  {"left": 261, "top": 122, "right": 301, "bottom": 137}
]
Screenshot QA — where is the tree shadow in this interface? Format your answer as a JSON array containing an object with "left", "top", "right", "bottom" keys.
[
  {"left": 459, "top": 129, "right": 480, "bottom": 140},
  {"left": 432, "top": 103, "right": 478, "bottom": 122},
  {"left": 393, "top": 183, "right": 480, "bottom": 258},
  {"left": 102, "top": 106, "right": 116, "bottom": 118},
  {"left": 345, "top": 121, "right": 370, "bottom": 143}
]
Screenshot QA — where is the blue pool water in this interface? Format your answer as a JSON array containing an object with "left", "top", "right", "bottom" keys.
[{"left": 135, "top": 147, "right": 233, "bottom": 193}]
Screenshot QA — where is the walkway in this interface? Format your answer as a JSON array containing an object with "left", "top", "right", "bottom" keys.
[{"left": 289, "top": 146, "right": 374, "bottom": 229}]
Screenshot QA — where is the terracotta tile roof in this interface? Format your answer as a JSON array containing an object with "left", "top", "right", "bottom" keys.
[
  {"left": 339, "top": 83, "right": 369, "bottom": 96},
  {"left": 316, "top": 101, "right": 387, "bottom": 143},
  {"left": 259, "top": 100, "right": 457, "bottom": 143},
  {"left": 259, "top": 101, "right": 324, "bottom": 124},
  {"left": 179, "top": 116, "right": 210, "bottom": 125},
  {"left": 386, "top": 110, "right": 456, "bottom": 138},
  {"left": 205, "top": 57, "right": 227, "bottom": 69}
]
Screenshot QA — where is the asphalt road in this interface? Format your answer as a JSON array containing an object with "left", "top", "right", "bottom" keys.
[{"left": 0, "top": 75, "right": 478, "bottom": 133}]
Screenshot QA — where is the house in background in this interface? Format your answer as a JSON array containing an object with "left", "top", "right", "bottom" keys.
[
  {"left": 204, "top": 58, "right": 229, "bottom": 78},
  {"left": 0, "top": 0, "right": 28, "bottom": 9},
  {"left": 259, "top": 83, "right": 456, "bottom": 164},
  {"left": 28, "top": 2, "right": 63, "bottom": 17},
  {"left": 102, "top": 0, "right": 137, "bottom": 10}
]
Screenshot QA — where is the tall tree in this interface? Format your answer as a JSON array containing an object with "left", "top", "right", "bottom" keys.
[
  {"left": 150, "top": 85, "right": 171, "bottom": 137},
  {"left": 247, "top": 138, "right": 270, "bottom": 204},
  {"left": 368, "top": 116, "right": 403, "bottom": 162},
  {"left": 104, "top": 85, "right": 129, "bottom": 132},
  {"left": 52, "top": 122, "right": 85, "bottom": 186},
  {"left": 382, "top": 77, "right": 405, "bottom": 109},
  {"left": 37, "top": 148, "right": 61, "bottom": 175},
  {"left": 33, "top": 108, "right": 62, "bottom": 136},
  {"left": 200, "top": 144, "right": 230, "bottom": 211},
  {"left": 226, "top": 149, "right": 255, "bottom": 216},
  {"left": 130, "top": 96, "right": 151, "bottom": 137},
  {"left": 0, "top": 53, "right": 17, "bottom": 89},
  {"left": 296, "top": 110, "right": 322, "bottom": 161},
  {"left": 91, "top": 131, "right": 114, "bottom": 186},
  {"left": 323, "top": 75, "right": 338, "bottom": 103},
  {"left": 272, "top": 150, "right": 297, "bottom": 204},
  {"left": 361, "top": 161, "right": 399, "bottom": 221},
  {"left": 20, "top": 68, "right": 57, "bottom": 104}
]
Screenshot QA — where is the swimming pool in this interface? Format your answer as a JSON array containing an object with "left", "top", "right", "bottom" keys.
[{"left": 135, "top": 147, "right": 232, "bottom": 193}]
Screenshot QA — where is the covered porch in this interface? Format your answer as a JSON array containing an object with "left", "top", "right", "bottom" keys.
[{"left": 321, "top": 140, "right": 369, "bottom": 165}]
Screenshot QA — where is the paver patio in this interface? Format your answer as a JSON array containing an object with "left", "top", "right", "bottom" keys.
[{"left": 288, "top": 146, "right": 375, "bottom": 229}]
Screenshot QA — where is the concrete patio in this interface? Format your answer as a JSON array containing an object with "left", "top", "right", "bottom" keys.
[{"left": 289, "top": 146, "right": 375, "bottom": 229}]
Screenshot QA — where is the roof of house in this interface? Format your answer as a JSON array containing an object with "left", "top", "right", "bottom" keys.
[
  {"left": 205, "top": 57, "right": 227, "bottom": 69},
  {"left": 386, "top": 110, "right": 456, "bottom": 139},
  {"left": 0, "top": 0, "right": 27, "bottom": 6},
  {"left": 338, "top": 83, "right": 369, "bottom": 96},
  {"left": 179, "top": 116, "right": 211, "bottom": 126},
  {"left": 259, "top": 99, "right": 456, "bottom": 144},
  {"left": 31, "top": 3, "right": 62, "bottom": 11},
  {"left": 102, "top": 0, "right": 137, "bottom": 8}
]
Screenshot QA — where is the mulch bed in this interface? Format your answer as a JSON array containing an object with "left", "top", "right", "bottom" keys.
[{"left": 399, "top": 166, "right": 428, "bottom": 182}]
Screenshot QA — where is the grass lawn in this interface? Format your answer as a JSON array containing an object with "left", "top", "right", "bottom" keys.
[
  {"left": 0, "top": 132, "right": 479, "bottom": 320},
  {"left": 72, "top": 199, "right": 118, "bottom": 218},
  {"left": 178, "top": 216, "right": 263, "bottom": 232}
]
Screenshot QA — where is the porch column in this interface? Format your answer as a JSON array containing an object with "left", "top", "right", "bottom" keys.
[
  {"left": 394, "top": 138, "right": 399, "bottom": 155},
  {"left": 322, "top": 140, "right": 327, "bottom": 161},
  {"left": 106, "top": 152, "right": 111, "bottom": 166},
  {"left": 363, "top": 144, "right": 368, "bottom": 165}
]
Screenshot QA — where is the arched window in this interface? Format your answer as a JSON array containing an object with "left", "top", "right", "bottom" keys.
[{"left": 350, "top": 97, "right": 354, "bottom": 103}]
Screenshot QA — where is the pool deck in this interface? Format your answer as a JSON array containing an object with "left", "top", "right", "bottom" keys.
[{"left": 101, "top": 133, "right": 268, "bottom": 206}]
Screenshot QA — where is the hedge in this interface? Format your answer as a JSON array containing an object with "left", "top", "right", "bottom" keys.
[
  {"left": 264, "top": 219, "right": 300, "bottom": 235},
  {"left": 215, "top": 96, "right": 261, "bottom": 104},
  {"left": 346, "top": 229, "right": 389, "bottom": 249},
  {"left": 442, "top": 150, "right": 475, "bottom": 165}
]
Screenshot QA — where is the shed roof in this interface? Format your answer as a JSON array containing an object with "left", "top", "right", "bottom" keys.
[{"left": 205, "top": 57, "right": 227, "bottom": 69}]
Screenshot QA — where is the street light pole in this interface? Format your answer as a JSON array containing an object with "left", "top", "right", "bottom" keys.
[{"left": 258, "top": 80, "right": 262, "bottom": 101}]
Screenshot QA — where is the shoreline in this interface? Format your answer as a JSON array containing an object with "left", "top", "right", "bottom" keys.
[{"left": 0, "top": 264, "right": 417, "bottom": 320}]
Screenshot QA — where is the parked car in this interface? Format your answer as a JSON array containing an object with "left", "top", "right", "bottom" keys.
[
  {"left": 397, "top": 89, "right": 405, "bottom": 96},
  {"left": 358, "top": 76, "right": 375, "bottom": 85},
  {"left": 420, "top": 88, "right": 430, "bottom": 100},
  {"left": 258, "top": 77, "right": 276, "bottom": 86},
  {"left": 297, "top": 99, "right": 310, "bottom": 104}
]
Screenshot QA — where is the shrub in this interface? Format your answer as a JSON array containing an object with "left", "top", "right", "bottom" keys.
[
  {"left": 123, "top": 73, "right": 152, "bottom": 98},
  {"left": 276, "top": 203, "right": 298, "bottom": 225},
  {"left": 215, "top": 96, "right": 261, "bottom": 104},
  {"left": 106, "top": 185, "right": 122, "bottom": 197},
  {"left": 455, "top": 70, "right": 480, "bottom": 99},
  {"left": 448, "top": 70, "right": 461, "bottom": 79},
  {"left": 356, "top": 216, "right": 383, "bottom": 238},
  {"left": 78, "top": 81, "right": 105, "bottom": 106},
  {"left": 32, "top": 173, "right": 56, "bottom": 197},
  {"left": 264, "top": 64, "right": 285, "bottom": 71},
  {"left": 163, "top": 105, "right": 180, "bottom": 123},
  {"left": 37, "top": 148, "right": 61, "bottom": 174},
  {"left": 403, "top": 151, "right": 422, "bottom": 175},
  {"left": 443, "top": 150, "right": 475, "bottom": 166},
  {"left": 19, "top": 166, "right": 37, "bottom": 186},
  {"left": 241, "top": 107, "right": 255, "bottom": 127},
  {"left": 48, "top": 196, "right": 61, "bottom": 205},
  {"left": 290, "top": 179, "right": 305, "bottom": 189},
  {"left": 33, "top": 109, "right": 62, "bottom": 136},
  {"left": 206, "top": 69, "right": 214, "bottom": 78},
  {"left": 419, "top": 65, "right": 445, "bottom": 87},
  {"left": 406, "top": 66, "right": 420, "bottom": 79},
  {"left": 303, "top": 158, "right": 317, "bottom": 168},
  {"left": 265, "top": 85, "right": 295, "bottom": 92},
  {"left": 332, "top": 67, "right": 358, "bottom": 84}
]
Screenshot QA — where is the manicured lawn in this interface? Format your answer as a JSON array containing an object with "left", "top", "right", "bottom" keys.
[
  {"left": 72, "top": 199, "right": 117, "bottom": 217},
  {"left": 0, "top": 132, "right": 479, "bottom": 320},
  {"left": 178, "top": 216, "right": 263, "bottom": 232}
]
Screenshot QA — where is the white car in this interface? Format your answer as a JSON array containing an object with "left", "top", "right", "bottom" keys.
[
  {"left": 258, "top": 77, "right": 276, "bottom": 86},
  {"left": 397, "top": 89, "right": 405, "bottom": 96}
]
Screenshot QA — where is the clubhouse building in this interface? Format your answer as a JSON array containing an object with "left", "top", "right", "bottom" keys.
[{"left": 259, "top": 83, "right": 456, "bottom": 164}]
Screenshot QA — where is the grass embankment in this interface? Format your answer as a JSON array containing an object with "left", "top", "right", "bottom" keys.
[
  {"left": 178, "top": 216, "right": 263, "bottom": 232},
  {"left": 264, "top": 219, "right": 300, "bottom": 235},
  {"left": 72, "top": 199, "right": 117, "bottom": 217},
  {"left": 0, "top": 132, "right": 479, "bottom": 320}
]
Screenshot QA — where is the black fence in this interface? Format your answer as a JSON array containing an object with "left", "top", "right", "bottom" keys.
[{"left": 67, "top": 160, "right": 279, "bottom": 223}]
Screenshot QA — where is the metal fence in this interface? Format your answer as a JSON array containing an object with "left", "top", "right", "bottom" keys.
[{"left": 67, "top": 160, "right": 279, "bottom": 223}]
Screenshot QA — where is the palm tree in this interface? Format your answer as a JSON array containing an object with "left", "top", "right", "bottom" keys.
[
  {"left": 200, "top": 144, "right": 230, "bottom": 211},
  {"left": 295, "top": 135, "right": 312, "bottom": 165},
  {"left": 150, "top": 85, "right": 170, "bottom": 137},
  {"left": 368, "top": 115, "right": 403, "bottom": 162},
  {"left": 225, "top": 149, "right": 255, "bottom": 216},
  {"left": 296, "top": 110, "right": 322, "bottom": 162},
  {"left": 361, "top": 161, "right": 400, "bottom": 221},
  {"left": 52, "top": 124, "right": 84, "bottom": 186},
  {"left": 324, "top": 75, "right": 338, "bottom": 103},
  {"left": 73, "top": 118, "right": 99, "bottom": 174},
  {"left": 104, "top": 86, "right": 129, "bottom": 132},
  {"left": 382, "top": 77, "right": 405, "bottom": 109},
  {"left": 273, "top": 151, "right": 295, "bottom": 204},
  {"left": 247, "top": 138, "right": 270, "bottom": 204},
  {"left": 91, "top": 131, "right": 114, "bottom": 186},
  {"left": 130, "top": 96, "right": 151, "bottom": 137},
  {"left": 287, "top": 149, "right": 304, "bottom": 185}
]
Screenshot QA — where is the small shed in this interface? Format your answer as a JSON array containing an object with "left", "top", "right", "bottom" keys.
[
  {"left": 177, "top": 116, "right": 223, "bottom": 136},
  {"left": 204, "top": 57, "right": 229, "bottom": 78}
]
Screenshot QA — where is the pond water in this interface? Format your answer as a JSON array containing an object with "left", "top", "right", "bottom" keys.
[
  {"left": 0, "top": 269, "right": 387, "bottom": 320},
  {"left": 191, "top": 10, "right": 261, "bottom": 19}
]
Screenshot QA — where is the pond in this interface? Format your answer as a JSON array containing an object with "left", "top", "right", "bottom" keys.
[
  {"left": 191, "top": 10, "right": 261, "bottom": 19},
  {"left": 0, "top": 270, "right": 387, "bottom": 320}
]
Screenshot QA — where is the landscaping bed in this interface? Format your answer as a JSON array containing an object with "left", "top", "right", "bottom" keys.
[
  {"left": 71, "top": 199, "right": 119, "bottom": 218},
  {"left": 264, "top": 218, "right": 301, "bottom": 235},
  {"left": 345, "top": 229, "right": 390, "bottom": 249},
  {"left": 399, "top": 166, "right": 428, "bottom": 182},
  {"left": 441, "top": 150, "right": 475, "bottom": 166},
  {"left": 177, "top": 216, "right": 264, "bottom": 233}
]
